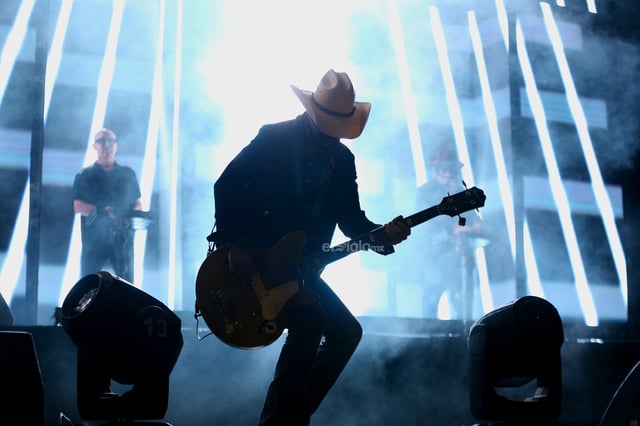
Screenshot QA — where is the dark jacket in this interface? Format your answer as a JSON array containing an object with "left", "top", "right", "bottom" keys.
[
  {"left": 213, "top": 113, "right": 379, "bottom": 255},
  {"left": 72, "top": 162, "right": 141, "bottom": 245}
]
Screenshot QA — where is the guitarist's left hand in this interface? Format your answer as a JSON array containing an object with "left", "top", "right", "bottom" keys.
[{"left": 383, "top": 215, "right": 411, "bottom": 245}]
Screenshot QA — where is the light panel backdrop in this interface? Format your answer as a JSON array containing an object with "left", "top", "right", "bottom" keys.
[{"left": 0, "top": 0, "right": 637, "bottom": 328}]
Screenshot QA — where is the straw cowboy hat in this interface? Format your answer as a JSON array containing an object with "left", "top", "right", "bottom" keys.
[{"left": 291, "top": 69, "right": 371, "bottom": 139}]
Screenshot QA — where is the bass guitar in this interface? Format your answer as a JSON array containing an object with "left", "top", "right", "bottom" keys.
[{"left": 195, "top": 186, "right": 486, "bottom": 349}]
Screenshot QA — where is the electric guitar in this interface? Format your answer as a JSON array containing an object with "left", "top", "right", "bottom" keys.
[{"left": 195, "top": 186, "right": 486, "bottom": 349}]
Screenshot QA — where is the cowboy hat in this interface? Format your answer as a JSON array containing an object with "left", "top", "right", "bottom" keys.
[{"left": 291, "top": 69, "right": 371, "bottom": 139}]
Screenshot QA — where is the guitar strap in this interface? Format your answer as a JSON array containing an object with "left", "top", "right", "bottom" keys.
[{"left": 307, "top": 145, "right": 336, "bottom": 244}]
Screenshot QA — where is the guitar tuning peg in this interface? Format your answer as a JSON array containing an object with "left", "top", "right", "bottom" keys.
[
  {"left": 458, "top": 215, "right": 466, "bottom": 226},
  {"left": 462, "top": 180, "right": 468, "bottom": 189}
]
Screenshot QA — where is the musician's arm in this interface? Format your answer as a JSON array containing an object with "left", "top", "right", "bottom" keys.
[
  {"left": 214, "top": 149, "right": 260, "bottom": 283},
  {"left": 73, "top": 199, "right": 98, "bottom": 216},
  {"left": 213, "top": 169, "right": 252, "bottom": 247}
]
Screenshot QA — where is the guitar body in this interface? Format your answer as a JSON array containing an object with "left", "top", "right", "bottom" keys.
[{"left": 195, "top": 231, "right": 313, "bottom": 349}]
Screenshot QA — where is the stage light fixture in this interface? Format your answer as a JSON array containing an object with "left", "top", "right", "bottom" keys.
[
  {"left": 467, "top": 295, "right": 564, "bottom": 425},
  {"left": 60, "top": 271, "right": 183, "bottom": 425}
]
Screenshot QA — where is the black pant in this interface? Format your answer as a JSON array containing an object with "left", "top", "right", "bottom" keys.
[
  {"left": 81, "top": 229, "right": 134, "bottom": 283},
  {"left": 258, "top": 277, "right": 363, "bottom": 426}
]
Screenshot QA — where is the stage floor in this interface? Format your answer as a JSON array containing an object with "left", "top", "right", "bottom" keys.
[{"left": 3, "top": 316, "right": 640, "bottom": 426}]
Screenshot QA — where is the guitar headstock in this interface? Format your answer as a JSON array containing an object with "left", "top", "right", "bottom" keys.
[{"left": 438, "top": 186, "right": 486, "bottom": 217}]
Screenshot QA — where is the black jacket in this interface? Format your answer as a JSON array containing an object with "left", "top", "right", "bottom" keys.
[
  {"left": 213, "top": 113, "right": 379, "bottom": 255},
  {"left": 72, "top": 162, "right": 141, "bottom": 245}
]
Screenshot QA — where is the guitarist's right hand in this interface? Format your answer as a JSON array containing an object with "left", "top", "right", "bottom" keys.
[{"left": 227, "top": 243, "right": 255, "bottom": 286}]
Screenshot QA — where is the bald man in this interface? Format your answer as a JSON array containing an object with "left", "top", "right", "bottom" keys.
[{"left": 72, "top": 128, "right": 143, "bottom": 283}]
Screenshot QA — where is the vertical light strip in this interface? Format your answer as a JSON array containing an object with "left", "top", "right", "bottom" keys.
[
  {"left": 524, "top": 218, "right": 545, "bottom": 296},
  {"left": 469, "top": 11, "right": 515, "bottom": 253},
  {"left": 0, "top": 0, "right": 73, "bottom": 302},
  {"left": 586, "top": 0, "right": 597, "bottom": 14},
  {"left": 386, "top": 0, "right": 427, "bottom": 186},
  {"left": 429, "top": 6, "right": 474, "bottom": 187},
  {"left": 167, "top": 0, "right": 184, "bottom": 310},
  {"left": 540, "top": 2, "right": 626, "bottom": 306},
  {"left": 469, "top": 10, "right": 520, "bottom": 314},
  {"left": 494, "top": 0, "right": 509, "bottom": 51},
  {"left": 556, "top": 0, "right": 566, "bottom": 7},
  {"left": 474, "top": 247, "right": 492, "bottom": 313},
  {"left": 59, "top": 0, "right": 126, "bottom": 305},
  {"left": 0, "top": 1, "right": 35, "bottom": 304},
  {"left": 485, "top": 1, "right": 550, "bottom": 304},
  {"left": 134, "top": 0, "right": 167, "bottom": 291},
  {"left": 0, "top": 187, "right": 29, "bottom": 303},
  {"left": 0, "top": 0, "right": 35, "bottom": 104},
  {"left": 44, "top": 0, "right": 73, "bottom": 120},
  {"left": 430, "top": 7, "right": 492, "bottom": 320},
  {"left": 517, "top": 19, "right": 598, "bottom": 326},
  {"left": 84, "top": 0, "right": 126, "bottom": 167}
]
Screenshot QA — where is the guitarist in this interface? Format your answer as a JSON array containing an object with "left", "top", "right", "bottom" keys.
[{"left": 210, "top": 69, "right": 411, "bottom": 426}]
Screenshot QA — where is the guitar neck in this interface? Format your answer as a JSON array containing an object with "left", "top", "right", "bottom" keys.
[
  {"left": 297, "top": 205, "right": 443, "bottom": 275},
  {"left": 403, "top": 205, "right": 441, "bottom": 229},
  {"left": 295, "top": 186, "right": 485, "bottom": 276}
]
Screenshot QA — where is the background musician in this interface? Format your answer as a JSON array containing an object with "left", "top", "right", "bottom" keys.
[{"left": 72, "top": 128, "right": 143, "bottom": 283}]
